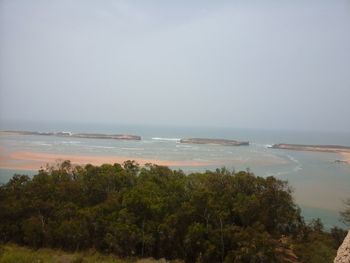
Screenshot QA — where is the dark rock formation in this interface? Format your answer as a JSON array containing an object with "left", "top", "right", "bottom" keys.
[{"left": 72, "top": 133, "right": 141, "bottom": 140}]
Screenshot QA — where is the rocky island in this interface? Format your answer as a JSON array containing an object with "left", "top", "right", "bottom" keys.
[
  {"left": 180, "top": 138, "right": 249, "bottom": 146},
  {"left": 70, "top": 133, "right": 141, "bottom": 140},
  {"left": 2, "top": 130, "right": 141, "bottom": 141}
]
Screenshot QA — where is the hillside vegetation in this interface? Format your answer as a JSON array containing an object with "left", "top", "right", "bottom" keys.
[
  {"left": 0, "top": 161, "right": 346, "bottom": 262},
  {"left": 0, "top": 243, "right": 175, "bottom": 263}
]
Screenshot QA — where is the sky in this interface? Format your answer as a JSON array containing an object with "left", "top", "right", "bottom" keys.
[{"left": 0, "top": 0, "right": 350, "bottom": 132}]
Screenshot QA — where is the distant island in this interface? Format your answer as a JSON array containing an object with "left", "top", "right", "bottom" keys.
[
  {"left": 70, "top": 133, "right": 141, "bottom": 140},
  {"left": 1, "top": 130, "right": 141, "bottom": 141},
  {"left": 180, "top": 138, "right": 249, "bottom": 146},
  {"left": 270, "top": 143, "right": 350, "bottom": 153},
  {"left": 271, "top": 143, "right": 350, "bottom": 164}
]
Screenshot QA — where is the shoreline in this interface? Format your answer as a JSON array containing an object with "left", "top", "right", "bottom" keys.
[{"left": 0, "top": 150, "right": 214, "bottom": 171}]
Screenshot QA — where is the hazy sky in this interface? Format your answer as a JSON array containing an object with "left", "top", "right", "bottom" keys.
[{"left": 1, "top": 0, "right": 350, "bottom": 131}]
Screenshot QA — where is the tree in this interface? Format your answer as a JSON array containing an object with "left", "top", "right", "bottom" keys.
[{"left": 0, "top": 161, "right": 344, "bottom": 262}]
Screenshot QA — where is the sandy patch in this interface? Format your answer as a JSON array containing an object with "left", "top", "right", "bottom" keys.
[{"left": 0, "top": 150, "right": 213, "bottom": 171}]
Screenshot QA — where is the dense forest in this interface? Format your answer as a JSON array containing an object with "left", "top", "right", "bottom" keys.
[{"left": 0, "top": 161, "right": 347, "bottom": 262}]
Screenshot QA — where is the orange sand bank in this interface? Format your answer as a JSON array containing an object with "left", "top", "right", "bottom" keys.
[{"left": 0, "top": 150, "right": 213, "bottom": 171}]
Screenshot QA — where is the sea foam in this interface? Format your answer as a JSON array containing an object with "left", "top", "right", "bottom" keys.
[{"left": 152, "top": 137, "right": 181, "bottom": 142}]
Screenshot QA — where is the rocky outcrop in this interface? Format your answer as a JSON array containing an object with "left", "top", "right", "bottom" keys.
[
  {"left": 334, "top": 231, "right": 350, "bottom": 263},
  {"left": 71, "top": 133, "right": 141, "bottom": 140},
  {"left": 3, "top": 130, "right": 141, "bottom": 141},
  {"left": 180, "top": 138, "right": 249, "bottom": 146}
]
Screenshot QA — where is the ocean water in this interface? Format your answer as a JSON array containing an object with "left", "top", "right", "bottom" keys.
[{"left": 0, "top": 121, "right": 349, "bottom": 229}]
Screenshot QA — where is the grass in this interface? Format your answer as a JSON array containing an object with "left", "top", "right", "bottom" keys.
[{"left": 0, "top": 244, "right": 178, "bottom": 263}]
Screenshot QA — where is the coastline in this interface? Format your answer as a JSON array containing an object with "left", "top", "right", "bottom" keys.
[{"left": 0, "top": 150, "right": 213, "bottom": 171}]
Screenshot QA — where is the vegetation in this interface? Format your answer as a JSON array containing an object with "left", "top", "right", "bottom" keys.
[
  {"left": 0, "top": 161, "right": 346, "bottom": 262},
  {"left": 0, "top": 243, "right": 172, "bottom": 263},
  {"left": 340, "top": 198, "right": 350, "bottom": 225}
]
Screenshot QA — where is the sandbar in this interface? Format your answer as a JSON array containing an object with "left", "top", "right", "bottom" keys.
[
  {"left": 271, "top": 144, "right": 350, "bottom": 164},
  {"left": 271, "top": 143, "right": 350, "bottom": 153},
  {"left": 0, "top": 150, "right": 213, "bottom": 171}
]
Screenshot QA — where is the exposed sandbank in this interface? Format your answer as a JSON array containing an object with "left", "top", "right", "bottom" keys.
[
  {"left": 0, "top": 150, "right": 213, "bottom": 171},
  {"left": 271, "top": 143, "right": 350, "bottom": 154},
  {"left": 272, "top": 144, "right": 350, "bottom": 164}
]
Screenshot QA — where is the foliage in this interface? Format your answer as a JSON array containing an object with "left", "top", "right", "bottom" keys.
[
  {"left": 292, "top": 219, "right": 343, "bottom": 262},
  {"left": 0, "top": 243, "right": 166, "bottom": 263},
  {"left": 340, "top": 198, "right": 350, "bottom": 225},
  {"left": 0, "top": 161, "right": 343, "bottom": 262}
]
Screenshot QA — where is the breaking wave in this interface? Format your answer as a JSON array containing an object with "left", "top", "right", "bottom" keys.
[
  {"left": 121, "top": 147, "right": 144, "bottom": 151},
  {"left": 86, "top": 145, "right": 115, "bottom": 149},
  {"left": 286, "top": 154, "right": 300, "bottom": 165},
  {"left": 60, "top": 141, "right": 81, "bottom": 144},
  {"left": 152, "top": 137, "right": 181, "bottom": 142},
  {"left": 33, "top": 142, "right": 52, "bottom": 146}
]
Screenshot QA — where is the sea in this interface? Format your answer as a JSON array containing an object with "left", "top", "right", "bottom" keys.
[{"left": 0, "top": 120, "right": 349, "bottom": 230}]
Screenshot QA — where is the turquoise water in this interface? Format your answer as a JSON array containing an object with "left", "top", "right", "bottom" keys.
[{"left": 0, "top": 121, "right": 349, "bottom": 229}]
